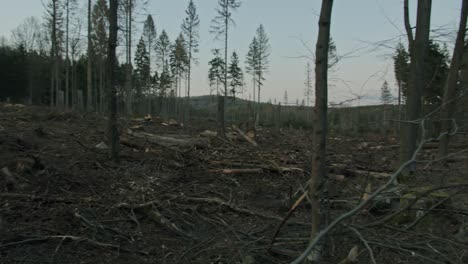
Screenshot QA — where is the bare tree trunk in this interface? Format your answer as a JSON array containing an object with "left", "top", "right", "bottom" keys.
[
  {"left": 87, "top": 0, "right": 93, "bottom": 111},
  {"left": 65, "top": 0, "right": 70, "bottom": 108},
  {"left": 187, "top": 50, "right": 192, "bottom": 122},
  {"left": 400, "top": 0, "right": 432, "bottom": 175},
  {"left": 217, "top": 15, "right": 228, "bottom": 138},
  {"left": 50, "top": 0, "right": 58, "bottom": 107},
  {"left": 438, "top": 0, "right": 468, "bottom": 158},
  {"left": 125, "top": 0, "right": 133, "bottom": 116},
  {"left": 404, "top": 0, "right": 414, "bottom": 53},
  {"left": 107, "top": 0, "right": 119, "bottom": 162},
  {"left": 309, "top": 0, "right": 333, "bottom": 261}
]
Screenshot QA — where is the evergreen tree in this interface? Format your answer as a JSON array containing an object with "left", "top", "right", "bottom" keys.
[
  {"left": 91, "top": 0, "right": 109, "bottom": 111},
  {"left": 169, "top": 33, "right": 188, "bottom": 117},
  {"left": 155, "top": 30, "right": 171, "bottom": 71},
  {"left": 208, "top": 49, "right": 225, "bottom": 96},
  {"left": 210, "top": 0, "right": 242, "bottom": 137},
  {"left": 304, "top": 61, "right": 313, "bottom": 106},
  {"left": 245, "top": 36, "right": 259, "bottom": 100},
  {"left": 158, "top": 60, "right": 172, "bottom": 96},
  {"left": 393, "top": 42, "right": 410, "bottom": 105},
  {"left": 393, "top": 39, "right": 449, "bottom": 105},
  {"left": 134, "top": 36, "right": 150, "bottom": 99},
  {"left": 142, "top": 14, "right": 157, "bottom": 75},
  {"left": 228, "top": 51, "right": 244, "bottom": 98},
  {"left": 253, "top": 24, "right": 271, "bottom": 102},
  {"left": 380, "top": 80, "right": 393, "bottom": 105},
  {"left": 181, "top": 0, "right": 200, "bottom": 120}
]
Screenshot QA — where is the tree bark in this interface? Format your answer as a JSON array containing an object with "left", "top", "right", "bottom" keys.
[
  {"left": 399, "top": 0, "right": 432, "bottom": 175},
  {"left": 309, "top": 0, "right": 333, "bottom": 261},
  {"left": 217, "top": 13, "right": 228, "bottom": 138},
  {"left": 87, "top": 0, "right": 93, "bottom": 111},
  {"left": 65, "top": 0, "right": 70, "bottom": 108},
  {"left": 125, "top": 0, "right": 133, "bottom": 116},
  {"left": 404, "top": 0, "right": 414, "bottom": 52},
  {"left": 438, "top": 0, "right": 468, "bottom": 158},
  {"left": 107, "top": 0, "right": 119, "bottom": 162}
]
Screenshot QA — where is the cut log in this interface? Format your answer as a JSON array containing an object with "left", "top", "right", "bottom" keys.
[
  {"left": 127, "top": 129, "right": 209, "bottom": 152},
  {"left": 200, "top": 130, "right": 217, "bottom": 137},
  {"left": 233, "top": 125, "right": 258, "bottom": 147}
]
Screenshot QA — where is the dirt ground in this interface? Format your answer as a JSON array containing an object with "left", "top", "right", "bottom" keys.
[{"left": 1, "top": 103, "right": 467, "bottom": 264}]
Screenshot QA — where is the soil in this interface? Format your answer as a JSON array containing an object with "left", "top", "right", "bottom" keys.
[{"left": 0, "top": 103, "right": 467, "bottom": 264}]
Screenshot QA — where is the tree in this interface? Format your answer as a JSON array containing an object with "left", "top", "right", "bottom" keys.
[
  {"left": 380, "top": 80, "right": 393, "bottom": 105},
  {"left": 64, "top": 0, "right": 79, "bottom": 108},
  {"left": 210, "top": 0, "right": 241, "bottom": 137},
  {"left": 304, "top": 61, "right": 313, "bottom": 107},
  {"left": 107, "top": 0, "right": 119, "bottom": 161},
  {"left": 11, "top": 17, "right": 41, "bottom": 52},
  {"left": 438, "top": 0, "right": 468, "bottom": 158},
  {"left": 393, "top": 42, "right": 410, "bottom": 124},
  {"left": 142, "top": 15, "right": 156, "bottom": 68},
  {"left": 91, "top": 0, "right": 109, "bottom": 112},
  {"left": 253, "top": 24, "right": 271, "bottom": 125},
  {"left": 134, "top": 36, "right": 150, "bottom": 106},
  {"left": 380, "top": 80, "right": 393, "bottom": 132},
  {"left": 170, "top": 33, "right": 188, "bottom": 118},
  {"left": 253, "top": 25, "right": 270, "bottom": 103},
  {"left": 142, "top": 15, "right": 157, "bottom": 86},
  {"left": 45, "top": 0, "right": 64, "bottom": 106},
  {"left": 87, "top": 0, "right": 93, "bottom": 111},
  {"left": 228, "top": 51, "right": 244, "bottom": 98},
  {"left": 245, "top": 36, "right": 259, "bottom": 105},
  {"left": 208, "top": 49, "right": 225, "bottom": 96},
  {"left": 393, "top": 41, "right": 449, "bottom": 106},
  {"left": 155, "top": 30, "right": 171, "bottom": 71},
  {"left": 399, "top": 0, "right": 432, "bottom": 176},
  {"left": 307, "top": 0, "right": 333, "bottom": 261},
  {"left": 181, "top": 0, "right": 200, "bottom": 121},
  {"left": 11, "top": 17, "right": 42, "bottom": 104}
]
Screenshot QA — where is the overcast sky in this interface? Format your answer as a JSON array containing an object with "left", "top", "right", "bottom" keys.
[{"left": 0, "top": 0, "right": 462, "bottom": 105}]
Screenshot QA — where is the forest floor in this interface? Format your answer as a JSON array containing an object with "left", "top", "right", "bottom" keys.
[{"left": 0, "top": 103, "right": 468, "bottom": 264}]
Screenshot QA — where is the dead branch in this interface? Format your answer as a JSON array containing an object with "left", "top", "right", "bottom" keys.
[
  {"left": 269, "top": 192, "right": 307, "bottom": 250},
  {"left": 0, "top": 192, "right": 85, "bottom": 203},
  {"left": 291, "top": 120, "right": 429, "bottom": 264},
  {"left": 115, "top": 201, "right": 190, "bottom": 239},
  {"left": 169, "top": 195, "right": 308, "bottom": 225},
  {"left": 348, "top": 227, "right": 377, "bottom": 264},
  {"left": 0, "top": 235, "right": 148, "bottom": 254}
]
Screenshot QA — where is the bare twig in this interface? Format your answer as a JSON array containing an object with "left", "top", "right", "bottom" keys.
[{"left": 348, "top": 227, "right": 377, "bottom": 264}]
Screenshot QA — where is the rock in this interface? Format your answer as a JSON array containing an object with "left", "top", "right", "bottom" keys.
[{"left": 95, "top": 142, "right": 108, "bottom": 150}]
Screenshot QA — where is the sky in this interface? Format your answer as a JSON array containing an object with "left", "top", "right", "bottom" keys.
[{"left": 0, "top": 0, "right": 462, "bottom": 106}]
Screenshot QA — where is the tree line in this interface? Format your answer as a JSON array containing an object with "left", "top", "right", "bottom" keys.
[{"left": 0, "top": 0, "right": 271, "bottom": 136}]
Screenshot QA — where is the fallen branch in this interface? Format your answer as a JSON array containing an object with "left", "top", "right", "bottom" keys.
[
  {"left": 115, "top": 201, "right": 190, "bottom": 239},
  {"left": 169, "top": 195, "right": 308, "bottom": 225},
  {"left": 291, "top": 120, "right": 428, "bottom": 264},
  {"left": 269, "top": 192, "right": 308, "bottom": 250},
  {"left": 0, "top": 235, "right": 148, "bottom": 255}
]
